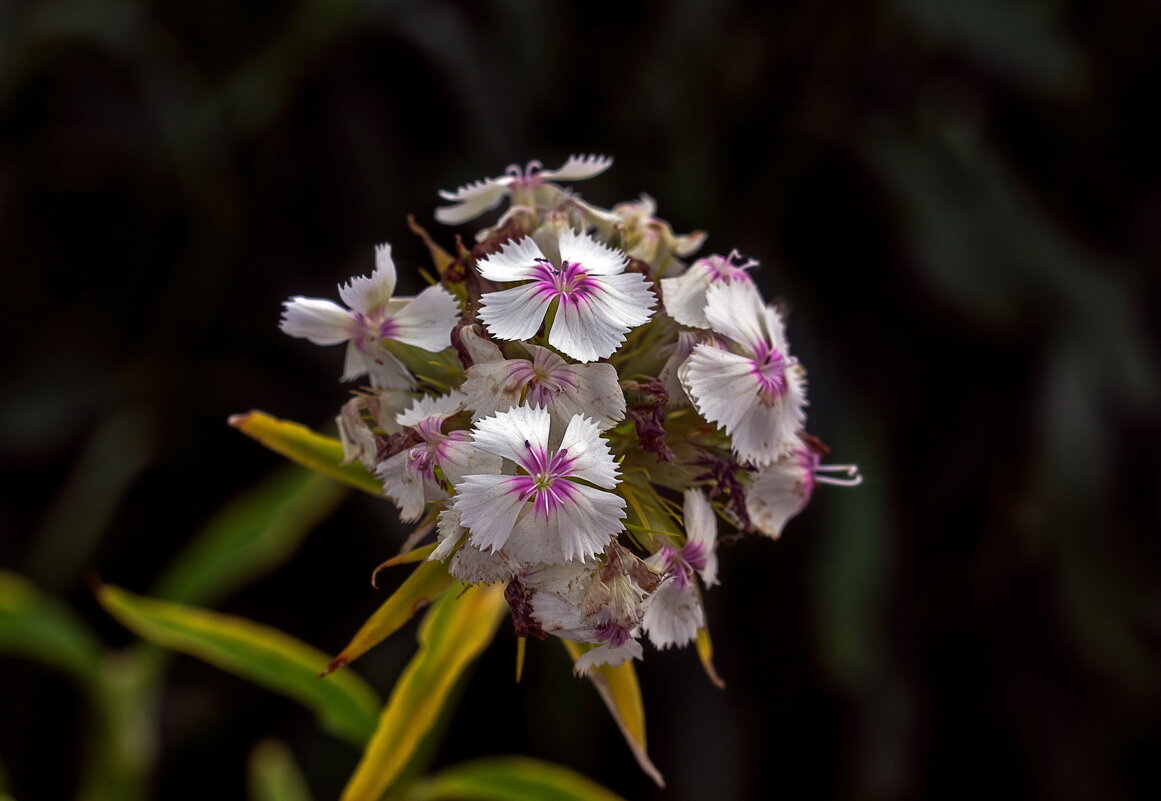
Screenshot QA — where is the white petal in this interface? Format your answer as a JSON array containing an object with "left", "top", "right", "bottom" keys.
[
  {"left": 521, "top": 561, "right": 594, "bottom": 601},
  {"left": 557, "top": 229, "right": 628, "bottom": 276},
  {"left": 502, "top": 482, "right": 624, "bottom": 564},
  {"left": 375, "top": 452, "right": 428, "bottom": 522},
  {"left": 703, "top": 280, "right": 784, "bottom": 355},
  {"left": 280, "top": 297, "right": 355, "bottom": 345},
  {"left": 660, "top": 268, "right": 713, "bottom": 329},
  {"left": 746, "top": 459, "right": 813, "bottom": 539},
  {"left": 429, "top": 509, "right": 465, "bottom": 562},
  {"left": 344, "top": 341, "right": 414, "bottom": 389},
  {"left": 475, "top": 237, "right": 547, "bottom": 283},
  {"left": 558, "top": 415, "right": 619, "bottom": 489},
  {"left": 538, "top": 153, "right": 613, "bottom": 182},
  {"left": 449, "top": 541, "right": 517, "bottom": 585},
  {"left": 470, "top": 405, "right": 551, "bottom": 467},
  {"left": 460, "top": 360, "right": 523, "bottom": 421},
  {"left": 458, "top": 324, "right": 504, "bottom": 364},
  {"left": 642, "top": 580, "right": 702, "bottom": 649},
  {"left": 335, "top": 398, "right": 378, "bottom": 469},
  {"left": 683, "top": 489, "right": 719, "bottom": 586},
  {"left": 396, "top": 390, "right": 465, "bottom": 428},
  {"left": 681, "top": 344, "right": 807, "bottom": 466},
  {"left": 550, "top": 362, "right": 626, "bottom": 431},
  {"left": 439, "top": 439, "right": 502, "bottom": 485},
  {"left": 547, "top": 274, "right": 655, "bottom": 363},
  {"left": 574, "top": 638, "right": 643, "bottom": 675},
  {"left": 658, "top": 330, "right": 699, "bottom": 408},
  {"left": 530, "top": 591, "right": 593, "bottom": 639},
  {"left": 478, "top": 283, "right": 553, "bottom": 342},
  {"left": 338, "top": 244, "right": 397, "bottom": 314},
  {"left": 435, "top": 177, "right": 514, "bottom": 225},
  {"left": 453, "top": 473, "right": 527, "bottom": 553},
  {"left": 388, "top": 285, "right": 460, "bottom": 352}
]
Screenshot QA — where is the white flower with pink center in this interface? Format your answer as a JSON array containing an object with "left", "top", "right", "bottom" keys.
[
  {"left": 642, "top": 489, "right": 719, "bottom": 649},
  {"left": 279, "top": 244, "right": 460, "bottom": 389},
  {"left": 375, "top": 392, "right": 500, "bottom": 522},
  {"left": 475, "top": 230, "right": 657, "bottom": 363},
  {"left": 451, "top": 405, "right": 625, "bottom": 565},
  {"left": 435, "top": 155, "right": 613, "bottom": 226},
  {"left": 460, "top": 344, "right": 626, "bottom": 431},
  {"left": 746, "top": 437, "right": 862, "bottom": 539},
  {"left": 660, "top": 250, "right": 757, "bottom": 329},
  {"left": 679, "top": 280, "right": 807, "bottom": 467}
]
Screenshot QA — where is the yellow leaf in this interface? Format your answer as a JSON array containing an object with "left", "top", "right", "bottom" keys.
[
  {"left": 322, "top": 559, "right": 454, "bottom": 676},
  {"left": 562, "top": 642, "right": 664, "bottom": 787},
  {"left": 695, "top": 626, "right": 726, "bottom": 689},
  {"left": 228, "top": 411, "right": 382, "bottom": 497},
  {"left": 340, "top": 583, "right": 506, "bottom": 801}
]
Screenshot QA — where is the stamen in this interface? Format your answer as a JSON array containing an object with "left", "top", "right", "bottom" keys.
[{"left": 813, "top": 465, "right": 862, "bottom": 487}]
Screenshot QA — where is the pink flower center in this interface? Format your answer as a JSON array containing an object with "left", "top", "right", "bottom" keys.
[
  {"left": 506, "top": 357, "right": 580, "bottom": 407},
  {"left": 532, "top": 258, "right": 598, "bottom": 305},
  {"left": 507, "top": 443, "right": 579, "bottom": 519},
  {"left": 749, "top": 341, "right": 787, "bottom": 403}
]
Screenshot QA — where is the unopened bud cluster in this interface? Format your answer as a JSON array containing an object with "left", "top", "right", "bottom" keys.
[{"left": 280, "top": 156, "right": 860, "bottom": 673}]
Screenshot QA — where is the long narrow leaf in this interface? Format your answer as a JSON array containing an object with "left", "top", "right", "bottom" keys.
[
  {"left": 562, "top": 642, "right": 663, "bottom": 787},
  {"left": 0, "top": 570, "right": 102, "bottom": 683},
  {"left": 340, "top": 583, "right": 507, "bottom": 801},
  {"left": 155, "top": 467, "right": 346, "bottom": 606},
  {"left": 97, "top": 584, "right": 380, "bottom": 746},
  {"left": 409, "top": 756, "right": 629, "bottom": 801},
  {"left": 323, "top": 559, "right": 454, "bottom": 676},
  {"left": 248, "top": 739, "right": 314, "bottom": 801},
  {"left": 228, "top": 411, "right": 383, "bottom": 497}
]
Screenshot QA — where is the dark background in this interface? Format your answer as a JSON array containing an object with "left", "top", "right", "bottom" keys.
[{"left": 2, "top": 1, "right": 1160, "bottom": 799}]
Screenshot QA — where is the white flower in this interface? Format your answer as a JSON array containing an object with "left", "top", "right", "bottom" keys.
[
  {"left": 435, "top": 155, "right": 613, "bottom": 225},
  {"left": 451, "top": 405, "right": 625, "bottom": 564},
  {"left": 460, "top": 344, "right": 626, "bottom": 431},
  {"left": 660, "top": 250, "right": 757, "bottom": 329},
  {"left": 475, "top": 230, "right": 656, "bottom": 363},
  {"left": 642, "top": 489, "right": 719, "bottom": 649},
  {"left": 375, "top": 391, "right": 499, "bottom": 522},
  {"left": 679, "top": 280, "right": 807, "bottom": 466},
  {"left": 280, "top": 244, "right": 460, "bottom": 388},
  {"left": 746, "top": 438, "right": 861, "bottom": 538}
]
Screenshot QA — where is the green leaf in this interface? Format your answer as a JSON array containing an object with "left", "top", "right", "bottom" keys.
[
  {"left": 381, "top": 341, "right": 464, "bottom": 393},
  {"left": 340, "top": 583, "right": 507, "bottom": 801},
  {"left": 323, "top": 559, "right": 454, "bottom": 676},
  {"left": 0, "top": 570, "right": 102, "bottom": 683},
  {"left": 229, "top": 411, "right": 383, "bottom": 497},
  {"left": 562, "top": 642, "right": 663, "bottom": 788},
  {"left": 155, "top": 467, "right": 347, "bottom": 606},
  {"left": 97, "top": 584, "right": 380, "bottom": 746},
  {"left": 408, "top": 756, "right": 629, "bottom": 801},
  {"left": 249, "top": 739, "right": 314, "bottom": 801}
]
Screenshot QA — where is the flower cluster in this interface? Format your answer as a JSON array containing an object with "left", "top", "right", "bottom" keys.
[{"left": 280, "top": 156, "right": 860, "bottom": 674}]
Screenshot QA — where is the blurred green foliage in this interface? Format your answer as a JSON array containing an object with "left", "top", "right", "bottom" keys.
[{"left": 2, "top": 0, "right": 1159, "bottom": 799}]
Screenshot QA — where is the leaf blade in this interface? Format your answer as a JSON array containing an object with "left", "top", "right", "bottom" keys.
[
  {"left": 155, "top": 467, "right": 347, "bottom": 606},
  {"left": 0, "top": 570, "right": 102, "bottom": 683},
  {"left": 340, "top": 583, "right": 507, "bottom": 801},
  {"left": 562, "top": 642, "right": 663, "bottom": 787},
  {"left": 97, "top": 584, "right": 380, "bottom": 746},
  {"left": 229, "top": 411, "right": 383, "bottom": 497},
  {"left": 409, "top": 756, "right": 629, "bottom": 801},
  {"left": 323, "top": 559, "right": 454, "bottom": 676}
]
